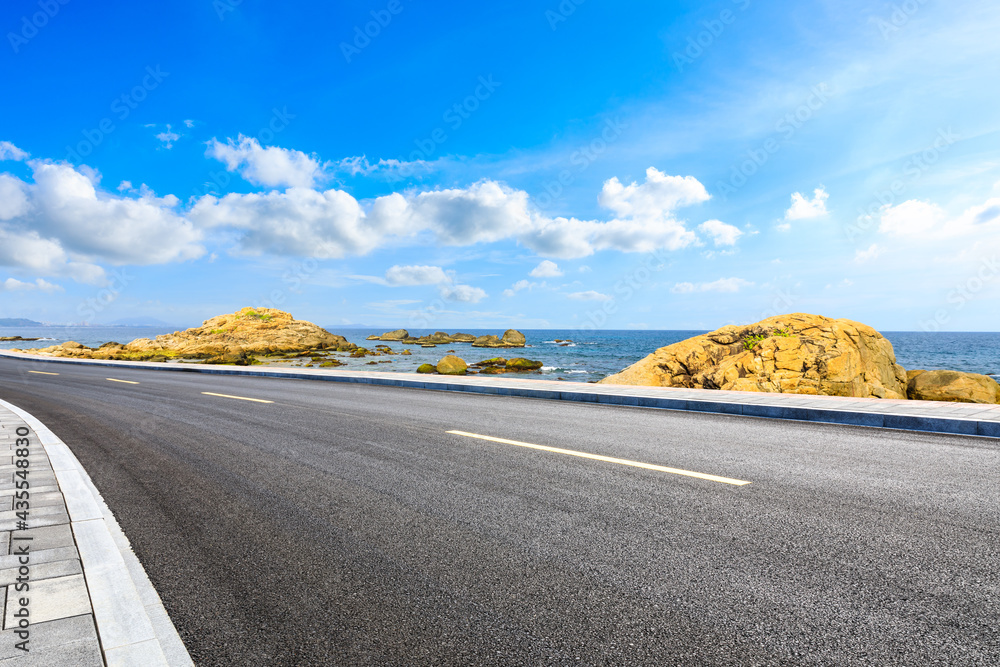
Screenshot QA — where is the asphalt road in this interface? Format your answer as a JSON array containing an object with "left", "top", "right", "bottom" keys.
[{"left": 1, "top": 358, "right": 998, "bottom": 666}]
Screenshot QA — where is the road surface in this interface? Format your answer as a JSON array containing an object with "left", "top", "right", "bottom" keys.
[{"left": 1, "top": 358, "right": 997, "bottom": 665}]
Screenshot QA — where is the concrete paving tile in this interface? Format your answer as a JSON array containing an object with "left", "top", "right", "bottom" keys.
[
  {"left": 8, "top": 524, "right": 74, "bottom": 553},
  {"left": 104, "top": 638, "right": 170, "bottom": 667},
  {"left": 50, "top": 470, "right": 102, "bottom": 523},
  {"left": 72, "top": 519, "right": 156, "bottom": 651},
  {"left": 0, "top": 558, "right": 81, "bottom": 586},
  {"left": 0, "top": 505, "right": 66, "bottom": 523},
  {"left": 0, "top": 614, "right": 100, "bottom": 662},
  {"left": 0, "top": 487, "right": 60, "bottom": 500},
  {"left": 0, "top": 512, "right": 70, "bottom": 533},
  {"left": 0, "top": 547, "right": 78, "bottom": 571},
  {"left": 2, "top": 574, "right": 91, "bottom": 628}
]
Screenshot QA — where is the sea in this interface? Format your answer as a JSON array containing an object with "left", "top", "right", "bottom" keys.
[{"left": 2, "top": 326, "right": 998, "bottom": 384}]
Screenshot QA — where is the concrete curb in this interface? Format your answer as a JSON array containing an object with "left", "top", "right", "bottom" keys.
[
  {"left": 2, "top": 351, "right": 998, "bottom": 440},
  {"left": 0, "top": 398, "right": 193, "bottom": 666}
]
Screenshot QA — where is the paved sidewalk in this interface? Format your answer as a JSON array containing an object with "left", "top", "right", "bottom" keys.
[
  {"left": 0, "top": 400, "right": 193, "bottom": 666},
  {"left": 2, "top": 351, "right": 998, "bottom": 439}
]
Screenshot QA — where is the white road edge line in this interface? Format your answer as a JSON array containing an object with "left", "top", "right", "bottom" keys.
[
  {"left": 447, "top": 430, "right": 752, "bottom": 486},
  {"left": 0, "top": 398, "right": 194, "bottom": 666}
]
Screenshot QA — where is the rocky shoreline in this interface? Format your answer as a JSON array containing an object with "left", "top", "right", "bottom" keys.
[
  {"left": 9, "top": 309, "right": 997, "bottom": 403},
  {"left": 9, "top": 308, "right": 546, "bottom": 377},
  {"left": 598, "top": 313, "right": 999, "bottom": 404}
]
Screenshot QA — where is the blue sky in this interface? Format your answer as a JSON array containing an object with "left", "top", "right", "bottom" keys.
[{"left": 1, "top": 0, "right": 999, "bottom": 331}]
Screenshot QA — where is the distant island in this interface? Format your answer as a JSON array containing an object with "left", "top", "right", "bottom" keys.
[{"left": 0, "top": 318, "right": 43, "bottom": 326}]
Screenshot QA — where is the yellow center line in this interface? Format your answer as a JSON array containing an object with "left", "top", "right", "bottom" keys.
[
  {"left": 201, "top": 392, "right": 273, "bottom": 404},
  {"left": 446, "top": 430, "right": 751, "bottom": 486},
  {"left": 27, "top": 370, "right": 59, "bottom": 375},
  {"left": 106, "top": 378, "right": 139, "bottom": 385}
]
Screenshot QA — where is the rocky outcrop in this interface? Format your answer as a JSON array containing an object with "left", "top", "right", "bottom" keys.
[
  {"left": 468, "top": 357, "right": 543, "bottom": 374},
  {"left": 436, "top": 355, "right": 468, "bottom": 375},
  {"left": 906, "top": 370, "right": 1000, "bottom": 404},
  {"left": 369, "top": 329, "right": 409, "bottom": 341},
  {"left": 472, "top": 329, "right": 526, "bottom": 348},
  {"left": 505, "top": 358, "right": 543, "bottom": 371},
  {"left": 15, "top": 308, "right": 356, "bottom": 364},
  {"left": 599, "top": 313, "right": 908, "bottom": 399}
]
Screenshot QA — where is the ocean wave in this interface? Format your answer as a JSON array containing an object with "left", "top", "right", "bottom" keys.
[{"left": 541, "top": 367, "right": 589, "bottom": 374}]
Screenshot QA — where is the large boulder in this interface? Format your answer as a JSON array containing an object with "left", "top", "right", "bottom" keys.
[
  {"left": 418, "top": 331, "right": 455, "bottom": 344},
  {"left": 377, "top": 329, "right": 410, "bottom": 341},
  {"left": 436, "top": 355, "right": 468, "bottom": 375},
  {"left": 906, "top": 370, "right": 1000, "bottom": 404},
  {"left": 451, "top": 333, "right": 476, "bottom": 342},
  {"left": 502, "top": 329, "right": 526, "bottom": 347},
  {"left": 505, "top": 358, "right": 543, "bottom": 371},
  {"left": 472, "top": 329, "right": 527, "bottom": 348},
  {"left": 599, "top": 313, "right": 908, "bottom": 399}
]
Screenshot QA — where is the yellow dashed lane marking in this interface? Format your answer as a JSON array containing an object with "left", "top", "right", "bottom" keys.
[
  {"left": 27, "top": 371, "right": 59, "bottom": 375},
  {"left": 201, "top": 392, "right": 273, "bottom": 404},
  {"left": 106, "top": 378, "right": 139, "bottom": 384},
  {"left": 447, "top": 430, "right": 751, "bottom": 486}
]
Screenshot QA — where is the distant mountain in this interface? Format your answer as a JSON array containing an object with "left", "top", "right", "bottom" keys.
[
  {"left": 105, "top": 317, "right": 178, "bottom": 328},
  {"left": 0, "top": 318, "right": 43, "bottom": 326}
]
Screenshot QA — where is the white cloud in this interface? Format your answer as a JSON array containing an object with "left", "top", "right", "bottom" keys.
[
  {"left": 207, "top": 135, "right": 324, "bottom": 189},
  {"left": 878, "top": 200, "right": 946, "bottom": 237},
  {"left": 0, "top": 159, "right": 202, "bottom": 282},
  {"left": 155, "top": 124, "right": 181, "bottom": 149},
  {"left": 0, "top": 174, "right": 30, "bottom": 220},
  {"left": 27, "top": 161, "right": 203, "bottom": 265},
  {"left": 529, "top": 260, "right": 562, "bottom": 277},
  {"left": 183, "top": 119, "right": 195, "bottom": 128},
  {"left": 439, "top": 283, "right": 487, "bottom": 303},
  {"left": 854, "top": 243, "right": 881, "bottom": 263},
  {"left": 598, "top": 167, "right": 710, "bottom": 218},
  {"left": 1, "top": 277, "right": 62, "bottom": 293},
  {"left": 785, "top": 187, "right": 829, "bottom": 220},
  {"left": 333, "top": 155, "right": 432, "bottom": 179},
  {"left": 384, "top": 265, "right": 450, "bottom": 286},
  {"left": 698, "top": 219, "right": 743, "bottom": 246},
  {"left": 0, "top": 141, "right": 29, "bottom": 161},
  {"left": 567, "top": 290, "right": 611, "bottom": 301},
  {"left": 672, "top": 277, "right": 753, "bottom": 294},
  {"left": 503, "top": 279, "right": 539, "bottom": 297},
  {"left": 877, "top": 196, "right": 1000, "bottom": 240},
  {"left": 191, "top": 158, "right": 715, "bottom": 260},
  {"left": 382, "top": 263, "right": 487, "bottom": 303}
]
